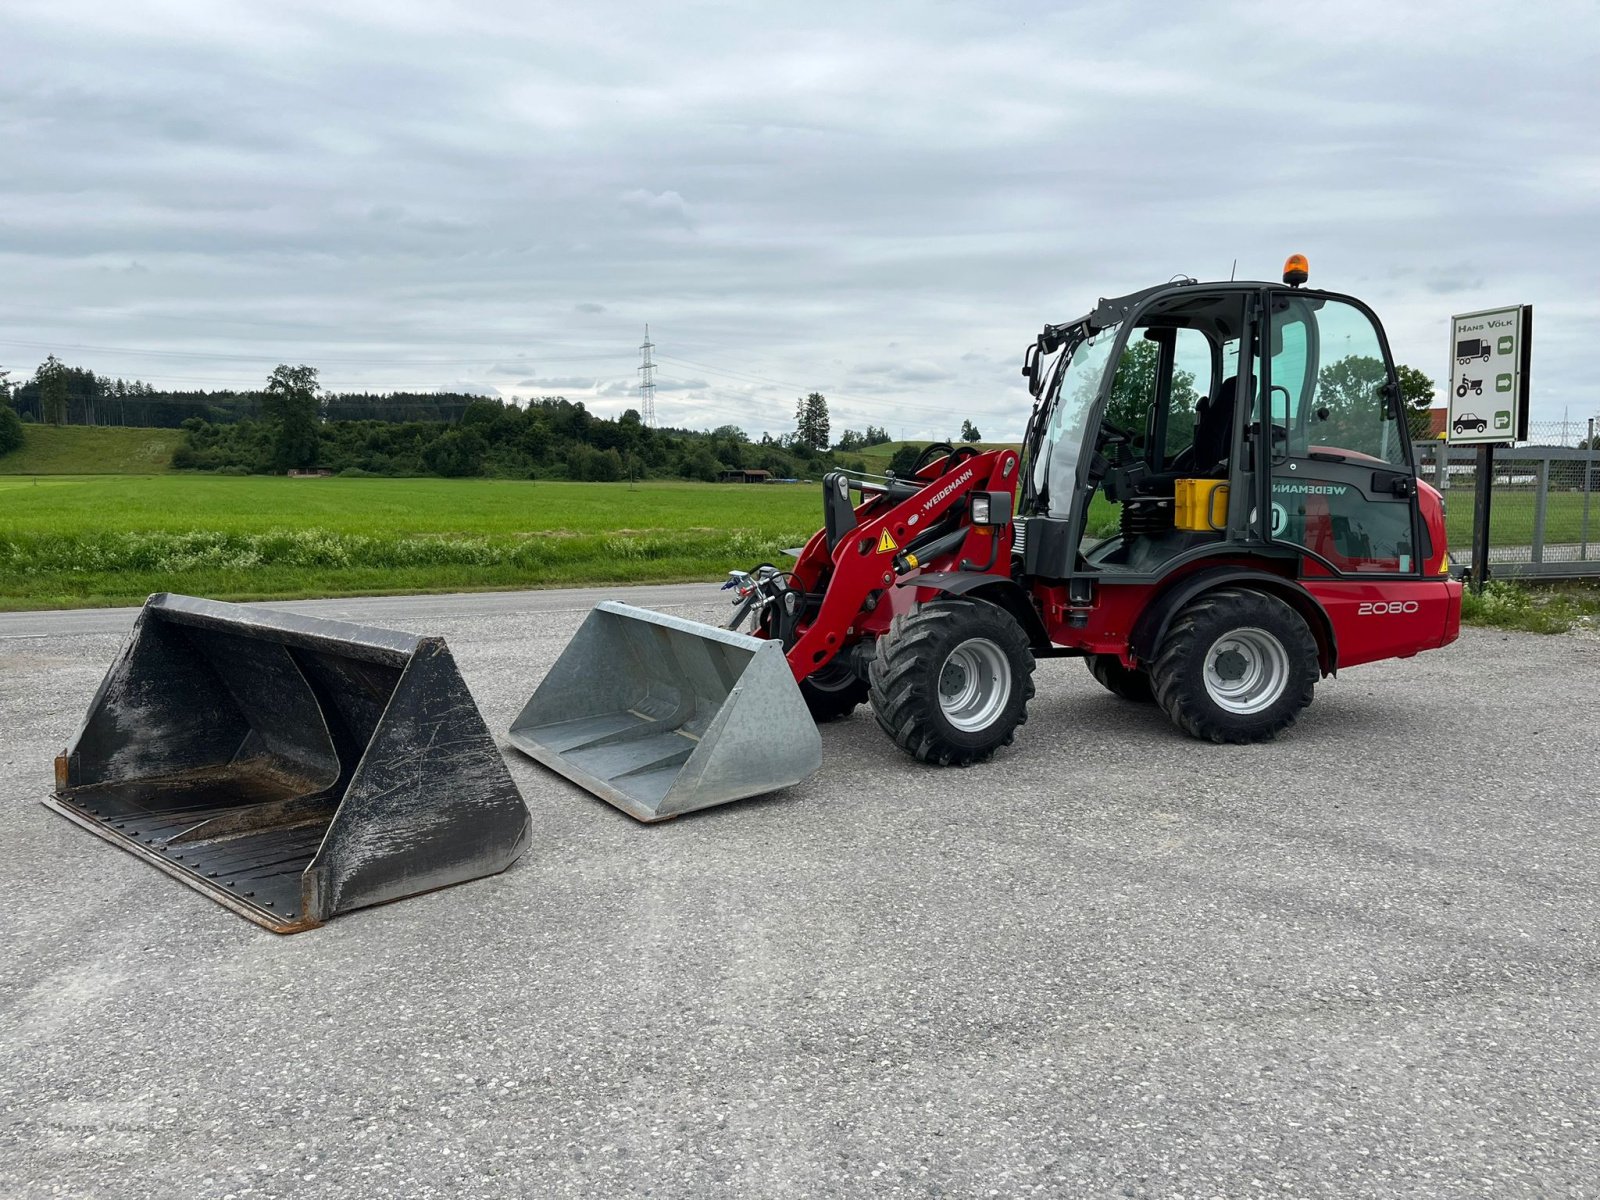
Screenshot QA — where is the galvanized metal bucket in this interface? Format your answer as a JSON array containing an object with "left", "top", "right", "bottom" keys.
[
  {"left": 48, "top": 594, "right": 531, "bottom": 933},
  {"left": 506, "top": 601, "right": 822, "bottom": 822}
]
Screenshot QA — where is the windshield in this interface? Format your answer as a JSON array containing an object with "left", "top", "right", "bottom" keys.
[{"left": 1030, "top": 324, "right": 1120, "bottom": 517}]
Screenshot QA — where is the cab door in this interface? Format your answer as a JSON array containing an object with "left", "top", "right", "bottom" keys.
[
  {"left": 1262, "top": 291, "right": 1453, "bottom": 666},
  {"left": 1263, "top": 291, "right": 1421, "bottom": 576}
]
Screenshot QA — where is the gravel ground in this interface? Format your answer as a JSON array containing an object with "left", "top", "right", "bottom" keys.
[{"left": 2, "top": 585, "right": 1597, "bottom": 1198}]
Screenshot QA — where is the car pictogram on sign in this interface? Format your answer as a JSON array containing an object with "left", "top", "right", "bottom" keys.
[{"left": 1453, "top": 413, "right": 1488, "bottom": 434}]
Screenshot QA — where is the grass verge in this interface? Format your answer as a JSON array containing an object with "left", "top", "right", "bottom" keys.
[
  {"left": 0, "top": 527, "right": 818, "bottom": 610},
  {"left": 1459, "top": 580, "right": 1600, "bottom": 635}
]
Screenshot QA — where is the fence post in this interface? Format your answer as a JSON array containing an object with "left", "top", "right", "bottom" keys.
[
  {"left": 1583, "top": 417, "right": 1595, "bottom": 562},
  {"left": 1530, "top": 455, "right": 1550, "bottom": 565}
]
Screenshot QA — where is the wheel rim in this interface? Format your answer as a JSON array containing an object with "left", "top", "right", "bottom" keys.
[
  {"left": 938, "top": 637, "right": 1012, "bottom": 732},
  {"left": 1202, "top": 627, "right": 1290, "bottom": 715}
]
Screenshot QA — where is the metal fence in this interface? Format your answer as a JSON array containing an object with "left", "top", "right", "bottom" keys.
[{"left": 1415, "top": 419, "right": 1600, "bottom": 579}]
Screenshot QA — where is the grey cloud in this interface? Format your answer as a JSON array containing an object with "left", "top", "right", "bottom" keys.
[
  {"left": 0, "top": 3, "right": 1591, "bottom": 439},
  {"left": 516, "top": 376, "right": 597, "bottom": 389},
  {"left": 619, "top": 189, "right": 694, "bottom": 228},
  {"left": 851, "top": 360, "right": 956, "bottom": 384},
  {"left": 1423, "top": 271, "right": 1487, "bottom": 296}
]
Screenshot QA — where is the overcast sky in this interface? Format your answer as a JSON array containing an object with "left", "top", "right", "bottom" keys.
[{"left": 3, "top": 0, "right": 1596, "bottom": 441}]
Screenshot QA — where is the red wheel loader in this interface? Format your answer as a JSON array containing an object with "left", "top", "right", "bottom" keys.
[{"left": 511, "top": 258, "right": 1463, "bottom": 819}]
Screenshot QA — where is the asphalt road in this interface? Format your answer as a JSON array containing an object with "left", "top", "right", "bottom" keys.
[{"left": 3, "top": 586, "right": 1597, "bottom": 1198}]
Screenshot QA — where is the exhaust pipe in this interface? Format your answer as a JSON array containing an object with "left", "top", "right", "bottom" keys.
[
  {"left": 507, "top": 601, "right": 821, "bottom": 822},
  {"left": 47, "top": 594, "right": 531, "bottom": 933}
]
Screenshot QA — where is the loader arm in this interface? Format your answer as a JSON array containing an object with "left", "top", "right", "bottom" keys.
[{"left": 782, "top": 448, "right": 1022, "bottom": 683}]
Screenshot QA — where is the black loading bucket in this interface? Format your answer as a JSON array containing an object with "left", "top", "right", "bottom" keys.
[{"left": 48, "top": 594, "right": 531, "bottom": 933}]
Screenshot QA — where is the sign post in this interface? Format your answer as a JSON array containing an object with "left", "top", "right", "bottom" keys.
[
  {"left": 1447, "top": 304, "right": 1532, "bottom": 590},
  {"left": 1471, "top": 444, "right": 1494, "bottom": 592}
]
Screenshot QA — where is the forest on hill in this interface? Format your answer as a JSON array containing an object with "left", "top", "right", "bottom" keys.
[{"left": 1, "top": 358, "right": 900, "bottom": 481}]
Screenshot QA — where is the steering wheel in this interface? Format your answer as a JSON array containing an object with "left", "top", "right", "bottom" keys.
[{"left": 1097, "top": 420, "right": 1136, "bottom": 446}]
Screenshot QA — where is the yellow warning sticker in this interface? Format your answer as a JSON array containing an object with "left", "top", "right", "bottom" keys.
[{"left": 876, "top": 528, "right": 899, "bottom": 554}]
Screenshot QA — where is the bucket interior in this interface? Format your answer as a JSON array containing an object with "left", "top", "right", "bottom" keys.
[
  {"left": 515, "top": 612, "right": 750, "bottom": 811},
  {"left": 55, "top": 613, "right": 405, "bottom": 926},
  {"left": 508, "top": 601, "right": 822, "bottom": 821}
]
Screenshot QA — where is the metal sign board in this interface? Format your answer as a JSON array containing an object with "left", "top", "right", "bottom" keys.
[{"left": 1446, "top": 305, "right": 1531, "bottom": 444}]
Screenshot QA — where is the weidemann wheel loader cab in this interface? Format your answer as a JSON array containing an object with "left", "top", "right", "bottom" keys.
[{"left": 1008, "top": 255, "right": 1462, "bottom": 743}]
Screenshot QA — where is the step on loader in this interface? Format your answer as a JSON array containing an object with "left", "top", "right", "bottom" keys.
[
  {"left": 48, "top": 594, "right": 531, "bottom": 932},
  {"left": 514, "top": 256, "right": 1464, "bottom": 821}
]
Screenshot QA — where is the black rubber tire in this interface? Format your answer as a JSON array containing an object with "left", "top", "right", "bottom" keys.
[
  {"left": 1149, "top": 587, "right": 1318, "bottom": 744},
  {"left": 1085, "top": 654, "right": 1155, "bottom": 703},
  {"left": 868, "top": 597, "right": 1036, "bottom": 766},
  {"left": 799, "top": 661, "right": 870, "bottom": 722}
]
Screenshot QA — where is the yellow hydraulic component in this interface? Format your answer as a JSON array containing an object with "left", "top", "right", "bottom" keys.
[{"left": 1174, "top": 478, "right": 1229, "bottom": 532}]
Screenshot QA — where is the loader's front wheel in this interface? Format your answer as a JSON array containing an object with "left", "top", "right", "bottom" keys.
[
  {"left": 799, "top": 661, "right": 869, "bottom": 722},
  {"left": 1150, "top": 587, "right": 1317, "bottom": 744},
  {"left": 869, "top": 598, "right": 1035, "bottom": 766}
]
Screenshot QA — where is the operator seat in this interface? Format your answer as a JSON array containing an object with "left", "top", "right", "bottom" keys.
[
  {"left": 1130, "top": 374, "right": 1237, "bottom": 488},
  {"left": 1094, "top": 375, "right": 1238, "bottom": 571},
  {"left": 1187, "top": 375, "right": 1237, "bottom": 474}
]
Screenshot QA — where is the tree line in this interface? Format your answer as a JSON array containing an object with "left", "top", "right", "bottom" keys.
[
  {"left": 0, "top": 357, "right": 894, "bottom": 480},
  {"left": 2, "top": 355, "right": 503, "bottom": 428},
  {"left": 166, "top": 365, "right": 875, "bottom": 481}
]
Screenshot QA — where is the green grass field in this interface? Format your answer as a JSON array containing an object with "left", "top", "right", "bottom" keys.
[
  {"left": 0, "top": 425, "right": 184, "bottom": 474},
  {"left": 0, "top": 475, "right": 831, "bottom": 609},
  {"left": 1441, "top": 489, "right": 1597, "bottom": 550},
  {"left": 0, "top": 452, "right": 1122, "bottom": 610}
]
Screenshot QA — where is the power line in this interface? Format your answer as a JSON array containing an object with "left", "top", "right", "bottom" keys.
[
  {"left": 648, "top": 372, "right": 955, "bottom": 436},
  {"left": 655, "top": 351, "right": 982, "bottom": 419}
]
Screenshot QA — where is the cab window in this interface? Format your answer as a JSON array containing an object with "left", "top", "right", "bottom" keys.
[{"left": 1270, "top": 295, "right": 1406, "bottom": 466}]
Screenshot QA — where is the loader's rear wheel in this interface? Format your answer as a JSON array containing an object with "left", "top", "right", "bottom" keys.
[
  {"left": 1085, "top": 654, "right": 1155, "bottom": 703},
  {"left": 1150, "top": 587, "right": 1317, "bottom": 744},
  {"left": 800, "top": 660, "right": 869, "bottom": 722},
  {"left": 869, "top": 598, "right": 1035, "bottom": 766}
]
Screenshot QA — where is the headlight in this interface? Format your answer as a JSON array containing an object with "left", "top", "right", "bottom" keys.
[{"left": 968, "top": 491, "right": 1011, "bottom": 527}]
